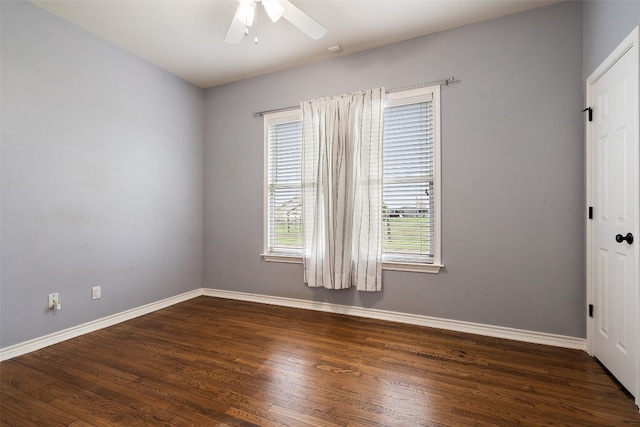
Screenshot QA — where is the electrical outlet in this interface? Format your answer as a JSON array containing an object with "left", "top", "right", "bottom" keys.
[
  {"left": 48, "top": 293, "right": 59, "bottom": 309},
  {"left": 92, "top": 286, "right": 101, "bottom": 300}
]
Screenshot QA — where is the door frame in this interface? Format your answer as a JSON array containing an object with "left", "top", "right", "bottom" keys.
[{"left": 585, "top": 26, "right": 640, "bottom": 408}]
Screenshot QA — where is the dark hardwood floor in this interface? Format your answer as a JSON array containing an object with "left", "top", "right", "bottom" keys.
[{"left": 1, "top": 296, "right": 639, "bottom": 426}]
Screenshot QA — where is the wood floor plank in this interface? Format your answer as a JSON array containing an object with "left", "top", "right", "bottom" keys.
[
  {"left": 0, "top": 401, "right": 45, "bottom": 427},
  {"left": 0, "top": 390, "right": 73, "bottom": 426},
  {"left": 2, "top": 296, "right": 639, "bottom": 426}
]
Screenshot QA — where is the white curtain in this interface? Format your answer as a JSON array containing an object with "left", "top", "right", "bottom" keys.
[{"left": 301, "top": 88, "right": 384, "bottom": 291}]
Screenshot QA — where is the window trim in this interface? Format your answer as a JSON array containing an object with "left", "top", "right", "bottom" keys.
[
  {"left": 261, "top": 86, "right": 443, "bottom": 274},
  {"left": 382, "top": 86, "right": 442, "bottom": 269},
  {"left": 261, "top": 254, "right": 443, "bottom": 274},
  {"left": 263, "top": 109, "right": 303, "bottom": 257}
]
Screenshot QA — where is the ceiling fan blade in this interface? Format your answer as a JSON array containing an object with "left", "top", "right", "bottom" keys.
[
  {"left": 224, "top": 4, "right": 246, "bottom": 44},
  {"left": 282, "top": 0, "right": 326, "bottom": 40}
]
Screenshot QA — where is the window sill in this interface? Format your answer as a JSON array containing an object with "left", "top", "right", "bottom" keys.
[
  {"left": 383, "top": 261, "right": 443, "bottom": 274},
  {"left": 261, "top": 254, "right": 303, "bottom": 264},
  {"left": 261, "top": 254, "right": 443, "bottom": 274}
]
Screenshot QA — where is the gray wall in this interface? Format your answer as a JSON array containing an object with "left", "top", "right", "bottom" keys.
[
  {"left": 3, "top": 0, "right": 610, "bottom": 349},
  {"left": 204, "top": 1, "right": 586, "bottom": 337},
  {"left": 1, "top": 1, "right": 204, "bottom": 348},
  {"left": 583, "top": 0, "right": 640, "bottom": 78}
]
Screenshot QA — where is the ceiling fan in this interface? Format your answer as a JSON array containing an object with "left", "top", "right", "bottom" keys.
[{"left": 224, "top": 0, "right": 327, "bottom": 44}]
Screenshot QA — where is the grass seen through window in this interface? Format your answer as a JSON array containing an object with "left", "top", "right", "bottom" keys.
[{"left": 272, "top": 210, "right": 431, "bottom": 254}]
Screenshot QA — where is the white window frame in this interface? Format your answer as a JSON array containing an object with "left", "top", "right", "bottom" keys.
[
  {"left": 261, "top": 86, "right": 443, "bottom": 273},
  {"left": 382, "top": 86, "right": 442, "bottom": 272},
  {"left": 262, "top": 109, "right": 303, "bottom": 264}
]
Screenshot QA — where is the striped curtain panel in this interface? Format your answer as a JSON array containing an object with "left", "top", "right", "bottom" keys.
[{"left": 301, "top": 88, "right": 384, "bottom": 291}]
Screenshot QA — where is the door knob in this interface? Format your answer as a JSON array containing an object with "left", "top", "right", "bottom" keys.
[{"left": 615, "top": 233, "right": 634, "bottom": 244}]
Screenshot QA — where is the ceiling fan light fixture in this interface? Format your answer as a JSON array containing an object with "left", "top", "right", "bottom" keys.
[
  {"left": 235, "top": 1, "right": 256, "bottom": 28},
  {"left": 225, "top": 0, "right": 327, "bottom": 44},
  {"left": 263, "top": 0, "right": 285, "bottom": 22}
]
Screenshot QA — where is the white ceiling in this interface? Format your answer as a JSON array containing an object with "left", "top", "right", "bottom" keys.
[{"left": 29, "top": 0, "right": 560, "bottom": 89}]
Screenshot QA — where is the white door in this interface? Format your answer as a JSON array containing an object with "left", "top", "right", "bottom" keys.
[{"left": 587, "top": 27, "right": 639, "bottom": 404}]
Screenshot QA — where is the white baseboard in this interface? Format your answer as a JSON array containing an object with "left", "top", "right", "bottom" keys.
[
  {"left": 0, "top": 287, "right": 586, "bottom": 361},
  {"left": 203, "top": 289, "right": 587, "bottom": 351},
  {"left": 0, "top": 289, "right": 204, "bottom": 362}
]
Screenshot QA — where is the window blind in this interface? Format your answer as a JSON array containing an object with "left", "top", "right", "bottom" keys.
[
  {"left": 382, "top": 99, "right": 434, "bottom": 263},
  {"left": 264, "top": 87, "right": 439, "bottom": 268},
  {"left": 267, "top": 118, "right": 303, "bottom": 253}
]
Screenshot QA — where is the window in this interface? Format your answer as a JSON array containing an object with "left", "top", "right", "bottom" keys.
[
  {"left": 382, "top": 87, "right": 441, "bottom": 270},
  {"left": 263, "top": 86, "right": 441, "bottom": 272},
  {"left": 264, "top": 110, "right": 303, "bottom": 261}
]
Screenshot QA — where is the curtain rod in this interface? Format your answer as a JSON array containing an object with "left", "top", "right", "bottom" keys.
[{"left": 252, "top": 76, "right": 455, "bottom": 117}]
